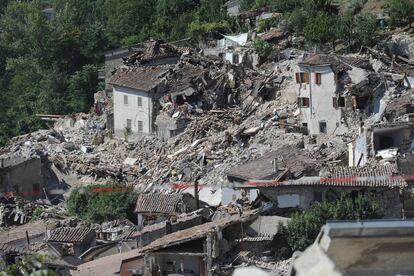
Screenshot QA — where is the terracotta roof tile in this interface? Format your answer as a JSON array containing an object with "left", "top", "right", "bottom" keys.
[
  {"left": 47, "top": 227, "right": 95, "bottom": 243},
  {"left": 135, "top": 193, "right": 185, "bottom": 214},
  {"left": 109, "top": 66, "right": 171, "bottom": 91}
]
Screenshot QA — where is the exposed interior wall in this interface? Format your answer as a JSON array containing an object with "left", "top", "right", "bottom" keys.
[{"left": 373, "top": 126, "right": 412, "bottom": 151}]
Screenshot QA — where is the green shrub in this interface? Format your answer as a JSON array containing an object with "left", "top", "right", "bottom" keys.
[
  {"left": 286, "top": 194, "right": 381, "bottom": 252},
  {"left": 66, "top": 184, "right": 139, "bottom": 223}
]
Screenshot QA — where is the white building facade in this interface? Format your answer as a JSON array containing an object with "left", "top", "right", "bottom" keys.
[
  {"left": 110, "top": 67, "right": 170, "bottom": 141},
  {"left": 295, "top": 56, "right": 348, "bottom": 136},
  {"left": 112, "top": 85, "right": 153, "bottom": 140}
]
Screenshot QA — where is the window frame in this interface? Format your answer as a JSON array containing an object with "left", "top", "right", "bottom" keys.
[
  {"left": 123, "top": 95, "right": 128, "bottom": 105},
  {"left": 126, "top": 119, "right": 132, "bottom": 131},
  {"left": 137, "top": 96, "right": 143, "bottom": 108},
  {"left": 298, "top": 97, "right": 310, "bottom": 108},
  {"left": 315, "top": 72, "right": 321, "bottom": 85},
  {"left": 137, "top": 120, "right": 143, "bottom": 133}
]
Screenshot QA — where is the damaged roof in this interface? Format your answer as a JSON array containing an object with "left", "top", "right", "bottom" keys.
[
  {"left": 47, "top": 227, "right": 95, "bottom": 243},
  {"left": 139, "top": 210, "right": 259, "bottom": 253},
  {"left": 109, "top": 66, "right": 170, "bottom": 91},
  {"left": 260, "top": 29, "right": 285, "bottom": 42},
  {"left": 167, "top": 64, "right": 208, "bottom": 96},
  {"left": 299, "top": 54, "right": 352, "bottom": 72},
  {"left": 135, "top": 192, "right": 188, "bottom": 214},
  {"left": 0, "top": 243, "right": 32, "bottom": 255},
  {"left": 324, "top": 164, "right": 407, "bottom": 188},
  {"left": 124, "top": 39, "right": 181, "bottom": 65},
  {"left": 227, "top": 146, "right": 316, "bottom": 183}
]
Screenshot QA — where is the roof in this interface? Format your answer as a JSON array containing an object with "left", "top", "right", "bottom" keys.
[
  {"left": 47, "top": 227, "right": 95, "bottom": 243},
  {"left": 125, "top": 40, "right": 181, "bottom": 64},
  {"left": 324, "top": 164, "right": 407, "bottom": 188},
  {"left": 74, "top": 210, "right": 259, "bottom": 275},
  {"left": 109, "top": 66, "right": 170, "bottom": 91},
  {"left": 134, "top": 192, "right": 187, "bottom": 214},
  {"left": 246, "top": 164, "right": 407, "bottom": 188},
  {"left": 0, "top": 243, "right": 32, "bottom": 255},
  {"left": 260, "top": 29, "right": 285, "bottom": 42},
  {"left": 227, "top": 146, "right": 316, "bottom": 183},
  {"left": 72, "top": 249, "right": 143, "bottom": 276},
  {"left": 167, "top": 64, "right": 207, "bottom": 95},
  {"left": 324, "top": 220, "right": 414, "bottom": 238},
  {"left": 299, "top": 54, "right": 352, "bottom": 72},
  {"left": 139, "top": 210, "right": 259, "bottom": 253},
  {"left": 0, "top": 220, "right": 51, "bottom": 244}
]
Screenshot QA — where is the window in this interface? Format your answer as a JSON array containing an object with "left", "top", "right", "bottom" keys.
[
  {"left": 137, "top": 96, "right": 142, "bottom": 107},
  {"left": 297, "top": 97, "right": 310, "bottom": 108},
  {"left": 315, "top": 73, "right": 321, "bottom": 85},
  {"left": 333, "top": 97, "right": 345, "bottom": 108},
  {"left": 137, "top": 121, "right": 143, "bottom": 133},
  {"left": 123, "top": 95, "right": 128, "bottom": 105},
  {"left": 338, "top": 97, "right": 345, "bottom": 107},
  {"left": 313, "top": 191, "right": 323, "bottom": 202},
  {"left": 295, "top": 72, "right": 309, "bottom": 84},
  {"left": 319, "top": 121, "right": 327, "bottom": 134},
  {"left": 233, "top": 54, "right": 239, "bottom": 64},
  {"left": 126, "top": 119, "right": 132, "bottom": 130}
]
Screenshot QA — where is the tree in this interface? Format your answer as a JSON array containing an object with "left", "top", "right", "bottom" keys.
[
  {"left": 65, "top": 65, "right": 99, "bottom": 113},
  {"left": 385, "top": 0, "right": 414, "bottom": 28},
  {"left": 66, "top": 184, "right": 139, "bottom": 223},
  {"left": 0, "top": 255, "right": 56, "bottom": 276},
  {"left": 353, "top": 13, "right": 378, "bottom": 47},
  {"left": 304, "top": 12, "right": 339, "bottom": 49},
  {"left": 286, "top": 194, "right": 381, "bottom": 252}
]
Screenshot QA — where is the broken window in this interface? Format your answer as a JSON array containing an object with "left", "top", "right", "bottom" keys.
[
  {"left": 233, "top": 54, "right": 239, "bottom": 64},
  {"left": 315, "top": 73, "right": 321, "bottom": 85},
  {"left": 137, "top": 96, "right": 142, "bottom": 107},
  {"left": 295, "top": 72, "right": 309, "bottom": 84},
  {"left": 338, "top": 97, "right": 345, "bottom": 107},
  {"left": 298, "top": 97, "right": 310, "bottom": 108},
  {"left": 319, "top": 121, "right": 327, "bottom": 134},
  {"left": 137, "top": 121, "right": 143, "bottom": 133},
  {"left": 124, "top": 95, "right": 128, "bottom": 105}
]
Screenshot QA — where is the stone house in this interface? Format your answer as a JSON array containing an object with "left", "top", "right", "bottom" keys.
[
  {"left": 134, "top": 192, "right": 198, "bottom": 231},
  {"left": 295, "top": 54, "right": 351, "bottom": 136},
  {"left": 203, "top": 33, "right": 251, "bottom": 65},
  {"left": 243, "top": 164, "right": 406, "bottom": 218},
  {"left": 109, "top": 66, "right": 171, "bottom": 141},
  {"left": 72, "top": 211, "right": 260, "bottom": 276},
  {"left": 46, "top": 227, "right": 96, "bottom": 266},
  {"left": 0, "top": 156, "right": 44, "bottom": 199}
]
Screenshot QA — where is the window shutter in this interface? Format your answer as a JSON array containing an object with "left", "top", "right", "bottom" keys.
[
  {"left": 304, "top": 73, "right": 309, "bottom": 84},
  {"left": 295, "top": 73, "right": 300, "bottom": 83},
  {"left": 315, "top": 73, "right": 321, "bottom": 85},
  {"left": 297, "top": 97, "right": 301, "bottom": 107}
]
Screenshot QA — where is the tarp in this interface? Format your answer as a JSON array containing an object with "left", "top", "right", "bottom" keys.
[{"left": 223, "top": 33, "right": 248, "bottom": 46}]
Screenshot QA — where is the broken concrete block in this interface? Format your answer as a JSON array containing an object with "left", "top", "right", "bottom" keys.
[
  {"left": 243, "top": 126, "right": 262, "bottom": 135},
  {"left": 47, "top": 135, "right": 61, "bottom": 144},
  {"left": 123, "top": 157, "right": 138, "bottom": 166}
]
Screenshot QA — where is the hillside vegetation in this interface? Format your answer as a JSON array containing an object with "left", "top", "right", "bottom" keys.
[{"left": 0, "top": 0, "right": 412, "bottom": 146}]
